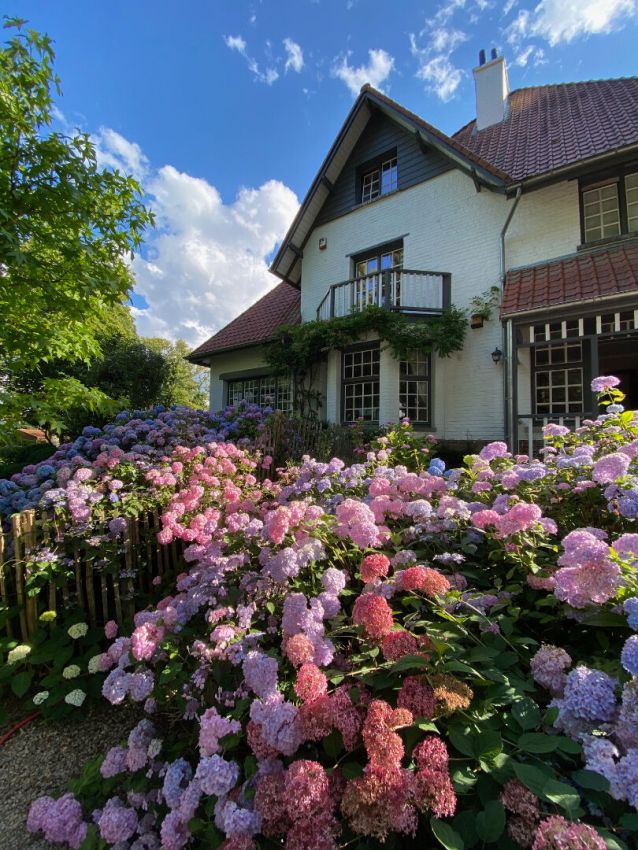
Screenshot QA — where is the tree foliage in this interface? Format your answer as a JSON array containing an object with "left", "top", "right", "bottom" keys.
[{"left": 0, "top": 18, "right": 153, "bottom": 371}]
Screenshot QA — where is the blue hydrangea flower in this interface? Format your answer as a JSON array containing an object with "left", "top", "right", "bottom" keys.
[{"left": 621, "top": 635, "right": 638, "bottom": 677}]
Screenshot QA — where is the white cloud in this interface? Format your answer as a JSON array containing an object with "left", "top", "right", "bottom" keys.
[
  {"left": 130, "top": 162, "right": 299, "bottom": 346},
  {"left": 506, "top": 0, "right": 635, "bottom": 47},
  {"left": 415, "top": 54, "right": 464, "bottom": 101},
  {"left": 433, "top": 0, "right": 466, "bottom": 25},
  {"left": 332, "top": 48, "right": 395, "bottom": 96},
  {"left": 429, "top": 27, "right": 469, "bottom": 52},
  {"left": 503, "top": 0, "right": 517, "bottom": 14},
  {"left": 223, "top": 33, "right": 279, "bottom": 85},
  {"left": 224, "top": 34, "right": 247, "bottom": 53},
  {"left": 93, "top": 127, "right": 149, "bottom": 182},
  {"left": 409, "top": 32, "right": 465, "bottom": 102},
  {"left": 283, "top": 38, "right": 304, "bottom": 73}
]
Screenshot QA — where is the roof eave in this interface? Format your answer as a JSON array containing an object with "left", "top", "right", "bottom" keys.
[
  {"left": 513, "top": 141, "right": 638, "bottom": 191},
  {"left": 269, "top": 87, "right": 508, "bottom": 283}
]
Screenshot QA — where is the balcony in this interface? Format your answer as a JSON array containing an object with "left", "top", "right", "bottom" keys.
[{"left": 316, "top": 269, "right": 451, "bottom": 321}]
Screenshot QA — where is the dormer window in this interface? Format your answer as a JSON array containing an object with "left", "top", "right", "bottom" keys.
[
  {"left": 580, "top": 167, "right": 638, "bottom": 245},
  {"left": 360, "top": 153, "right": 397, "bottom": 204}
]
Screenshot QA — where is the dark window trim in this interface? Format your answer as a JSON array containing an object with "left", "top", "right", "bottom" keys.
[
  {"left": 578, "top": 162, "right": 638, "bottom": 246},
  {"left": 530, "top": 329, "right": 592, "bottom": 416},
  {"left": 341, "top": 341, "right": 381, "bottom": 424},
  {"left": 225, "top": 374, "right": 293, "bottom": 411},
  {"left": 355, "top": 147, "right": 398, "bottom": 205},
  {"left": 399, "top": 351, "right": 432, "bottom": 426},
  {"left": 351, "top": 239, "right": 404, "bottom": 277}
]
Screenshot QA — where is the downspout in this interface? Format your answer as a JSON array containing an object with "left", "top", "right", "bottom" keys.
[{"left": 500, "top": 186, "right": 522, "bottom": 449}]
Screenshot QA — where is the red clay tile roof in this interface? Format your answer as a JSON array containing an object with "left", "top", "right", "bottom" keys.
[
  {"left": 501, "top": 240, "right": 638, "bottom": 316},
  {"left": 454, "top": 79, "right": 638, "bottom": 183},
  {"left": 189, "top": 283, "right": 300, "bottom": 361}
]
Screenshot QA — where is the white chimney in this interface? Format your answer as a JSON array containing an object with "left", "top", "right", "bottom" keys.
[{"left": 473, "top": 48, "right": 509, "bottom": 131}]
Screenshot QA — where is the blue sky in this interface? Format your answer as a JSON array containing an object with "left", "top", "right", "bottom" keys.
[{"left": 11, "top": 0, "right": 638, "bottom": 345}]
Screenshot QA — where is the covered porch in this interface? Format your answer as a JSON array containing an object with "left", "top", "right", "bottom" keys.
[{"left": 502, "top": 241, "right": 638, "bottom": 456}]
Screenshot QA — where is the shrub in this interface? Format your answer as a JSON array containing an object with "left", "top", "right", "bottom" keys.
[{"left": 21, "top": 377, "right": 638, "bottom": 850}]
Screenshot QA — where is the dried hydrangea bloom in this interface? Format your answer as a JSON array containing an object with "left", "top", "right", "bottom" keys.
[{"left": 430, "top": 673, "right": 473, "bottom": 714}]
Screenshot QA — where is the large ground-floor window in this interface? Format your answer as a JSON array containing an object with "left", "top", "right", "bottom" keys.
[
  {"left": 399, "top": 352, "right": 431, "bottom": 424},
  {"left": 532, "top": 321, "right": 586, "bottom": 415},
  {"left": 342, "top": 343, "right": 380, "bottom": 423},
  {"left": 226, "top": 375, "right": 293, "bottom": 412}
]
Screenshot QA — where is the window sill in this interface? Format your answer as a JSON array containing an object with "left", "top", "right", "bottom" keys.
[
  {"left": 353, "top": 188, "right": 401, "bottom": 211},
  {"left": 578, "top": 231, "right": 638, "bottom": 251}
]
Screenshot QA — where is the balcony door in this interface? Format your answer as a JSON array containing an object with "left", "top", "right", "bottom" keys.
[{"left": 353, "top": 244, "right": 403, "bottom": 309}]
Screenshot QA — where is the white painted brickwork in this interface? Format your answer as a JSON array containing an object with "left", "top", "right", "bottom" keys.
[
  {"left": 299, "top": 170, "right": 581, "bottom": 441},
  {"left": 208, "top": 346, "right": 271, "bottom": 411},
  {"left": 206, "top": 166, "right": 582, "bottom": 442}
]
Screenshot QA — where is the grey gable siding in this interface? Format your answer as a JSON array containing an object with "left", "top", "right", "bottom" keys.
[{"left": 315, "top": 109, "right": 454, "bottom": 227}]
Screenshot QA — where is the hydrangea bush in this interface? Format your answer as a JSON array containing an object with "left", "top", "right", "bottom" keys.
[{"left": 19, "top": 377, "right": 638, "bottom": 849}]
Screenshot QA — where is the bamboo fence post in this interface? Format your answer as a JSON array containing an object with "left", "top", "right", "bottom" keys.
[
  {"left": 143, "top": 512, "right": 153, "bottom": 591},
  {"left": 85, "top": 558, "right": 97, "bottom": 628},
  {"left": 21, "top": 510, "right": 39, "bottom": 635},
  {"left": 100, "top": 573, "right": 109, "bottom": 622},
  {"left": 40, "top": 510, "right": 57, "bottom": 615},
  {"left": 0, "top": 530, "right": 13, "bottom": 638},
  {"left": 74, "top": 545, "right": 84, "bottom": 613},
  {"left": 124, "top": 518, "right": 136, "bottom": 623},
  {"left": 11, "top": 514, "right": 29, "bottom": 640}
]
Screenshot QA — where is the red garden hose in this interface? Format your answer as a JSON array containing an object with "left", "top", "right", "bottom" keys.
[{"left": 0, "top": 710, "right": 39, "bottom": 747}]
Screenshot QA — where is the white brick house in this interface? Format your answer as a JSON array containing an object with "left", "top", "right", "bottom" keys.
[{"left": 190, "top": 54, "right": 638, "bottom": 452}]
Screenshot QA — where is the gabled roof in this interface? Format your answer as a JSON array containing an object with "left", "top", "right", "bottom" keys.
[
  {"left": 269, "top": 85, "right": 508, "bottom": 286},
  {"left": 501, "top": 240, "right": 638, "bottom": 317},
  {"left": 188, "top": 282, "right": 300, "bottom": 362},
  {"left": 454, "top": 78, "right": 638, "bottom": 184},
  {"left": 271, "top": 77, "right": 638, "bottom": 287}
]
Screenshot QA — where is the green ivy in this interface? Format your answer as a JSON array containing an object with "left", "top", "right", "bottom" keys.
[{"left": 265, "top": 305, "right": 467, "bottom": 413}]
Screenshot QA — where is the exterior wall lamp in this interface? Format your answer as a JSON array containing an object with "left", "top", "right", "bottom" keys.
[{"left": 491, "top": 347, "right": 503, "bottom": 364}]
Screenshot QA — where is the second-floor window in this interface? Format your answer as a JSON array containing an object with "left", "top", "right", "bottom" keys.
[
  {"left": 581, "top": 168, "right": 638, "bottom": 244},
  {"left": 360, "top": 155, "right": 398, "bottom": 203}
]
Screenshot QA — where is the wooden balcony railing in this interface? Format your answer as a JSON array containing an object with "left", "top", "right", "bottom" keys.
[{"left": 316, "top": 269, "right": 451, "bottom": 321}]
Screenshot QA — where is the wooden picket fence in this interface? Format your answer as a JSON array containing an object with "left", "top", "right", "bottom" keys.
[{"left": 0, "top": 508, "right": 185, "bottom": 641}]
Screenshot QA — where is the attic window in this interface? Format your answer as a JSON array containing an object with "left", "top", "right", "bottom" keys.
[{"left": 361, "top": 156, "right": 397, "bottom": 204}]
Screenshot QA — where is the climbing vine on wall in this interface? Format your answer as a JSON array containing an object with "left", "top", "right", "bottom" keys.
[{"left": 265, "top": 305, "right": 468, "bottom": 415}]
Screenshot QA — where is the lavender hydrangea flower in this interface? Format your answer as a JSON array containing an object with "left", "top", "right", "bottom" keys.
[
  {"left": 195, "top": 754, "right": 239, "bottom": 796},
  {"left": 621, "top": 635, "right": 638, "bottom": 677},
  {"left": 97, "top": 797, "right": 138, "bottom": 843},
  {"left": 561, "top": 665, "right": 617, "bottom": 723}
]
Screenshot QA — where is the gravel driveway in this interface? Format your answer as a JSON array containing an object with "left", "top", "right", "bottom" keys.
[{"left": 0, "top": 701, "right": 141, "bottom": 850}]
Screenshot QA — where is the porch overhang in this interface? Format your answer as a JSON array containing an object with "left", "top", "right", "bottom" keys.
[{"left": 501, "top": 239, "right": 638, "bottom": 318}]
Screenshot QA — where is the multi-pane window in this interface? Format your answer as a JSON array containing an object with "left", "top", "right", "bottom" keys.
[
  {"left": 581, "top": 170, "right": 638, "bottom": 243},
  {"left": 582, "top": 182, "right": 621, "bottom": 243},
  {"left": 534, "top": 341, "right": 584, "bottom": 415},
  {"left": 399, "top": 352, "right": 431, "bottom": 424},
  {"left": 361, "top": 157, "right": 398, "bottom": 203},
  {"left": 354, "top": 246, "right": 403, "bottom": 309},
  {"left": 627, "top": 172, "right": 638, "bottom": 232},
  {"left": 342, "top": 346, "right": 380, "bottom": 423},
  {"left": 226, "top": 376, "right": 293, "bottom": 413}
]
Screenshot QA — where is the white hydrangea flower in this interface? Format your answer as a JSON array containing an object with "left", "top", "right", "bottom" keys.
[
  {"left": 7, "top": 644, "right": 31, "bottom": 665},
  {"left": 33, "top": 691, "right": 49, "bottom": 705},
  {"left": 62, "top": 664, "right": 81, "bottom": 679},
  {"left": 64, "top": 689, "right": 86, "bottom": 707},
  {"left": 147, "top": 738, "right": 162, "bottom": 758},
  {"left": 67, "top": 622, "right": 89, "bottom": 639},
  {"left": 88, "top": 654, "right": 104, "bottom": 674}
]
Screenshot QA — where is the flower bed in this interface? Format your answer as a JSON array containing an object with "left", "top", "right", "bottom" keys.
[{"left": 11, "top": 378, "right": 638, "bottom": 849}]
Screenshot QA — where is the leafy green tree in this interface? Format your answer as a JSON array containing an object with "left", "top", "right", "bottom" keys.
[
  {"left": 0, "top": 19, "right": 153, "bottom": 440},
  {"left": 144, "top": 338, "right": 209, "bottom": 409}
]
